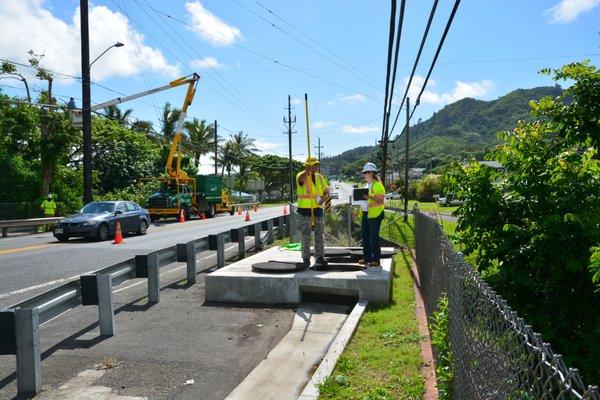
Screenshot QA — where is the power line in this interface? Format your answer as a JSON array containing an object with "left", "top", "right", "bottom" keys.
[
  {"left": 389, "top": 0, "right": 439, "bottom": 138},
  {"left": 391, "top": 0, "right": 462, "bottom": 139},
  {"left": 234, "top": 0, "right": 384, "bottom": 94},
  {"left": 140, "top": 2, "right": 382, "bottom": 102}
]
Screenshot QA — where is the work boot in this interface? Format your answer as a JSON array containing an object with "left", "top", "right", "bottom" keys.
[
  {"left": 312, "top": 256, "right": 328, "bottom": 271},
  {"left": 301, "top": 258, "right": 311, "bottom": 269}
]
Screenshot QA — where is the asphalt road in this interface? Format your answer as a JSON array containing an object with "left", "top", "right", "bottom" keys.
[{"left": 0, "top": 206, "right": 286, "bottom": 308}]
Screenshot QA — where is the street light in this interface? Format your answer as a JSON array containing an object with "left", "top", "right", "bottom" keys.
[
  {"left": 90, "top": 42, "right": 124, "bottom": 67},
  {"left": 79, "top": 4, "right": 125, "bottom": 204}
]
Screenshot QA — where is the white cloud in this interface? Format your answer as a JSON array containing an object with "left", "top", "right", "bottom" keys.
[
  {"left": 340, "top": 125, "right": 379, "bottom": 134},
  {"left": 401, "top": 76, "right": 495, "bottom": 105},
  {"left": 325, "top": 100, "right": 336, "bottom": 107},
  {"left": 254, "top": 139, "right": 283, "bottom": 153},
  {"left": 186, "top": 1, "right": 242, "bottom": 46},
  {"left": 313, "top": 121, "right": 335, "bottom": 129},
  {"left": 0, "top": 0, "right": 179, "bottom": 83},
  {"left": 341, "top": 94, "right": 367, "bottom": 104},
  {"left": 544, "top": 0, "right": 600, "bottom": 23},
  {"left": 291, "top": 97, "right": 302, "bottom": 105},
  {"left": 190, "top": 56, "right": 224, "bottom": 69}
]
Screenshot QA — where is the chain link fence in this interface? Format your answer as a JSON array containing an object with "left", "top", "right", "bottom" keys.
[{"left": 414, "top": 209, "right": 599, "bottom": 400}]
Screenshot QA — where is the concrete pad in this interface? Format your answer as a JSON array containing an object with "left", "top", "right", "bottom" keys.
[
  {"left": 205, "top": 247, "right": 394, "bottom": 304},
  {"left": 225, "top": 303, "right": 349, "bottom": 400}
]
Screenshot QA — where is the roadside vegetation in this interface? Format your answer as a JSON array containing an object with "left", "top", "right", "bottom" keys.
[{"left": 318, "top": 252, "right": 425, "bottom": 400}]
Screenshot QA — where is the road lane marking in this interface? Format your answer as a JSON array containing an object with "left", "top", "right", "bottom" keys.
[
  {"left": 0, "top": 243, "right": 64, "bottom": 256},
  {"left": 0, "top": 270, "right": 96, "bottom": 300}
]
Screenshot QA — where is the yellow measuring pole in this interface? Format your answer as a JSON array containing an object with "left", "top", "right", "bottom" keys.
[{"left": 304, "top": 93, "right": 315, "bottom": 227}]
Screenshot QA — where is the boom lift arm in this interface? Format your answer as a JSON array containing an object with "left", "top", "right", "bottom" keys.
[{"left": 82, "top": 73, "right": 201, "bottom": 180}]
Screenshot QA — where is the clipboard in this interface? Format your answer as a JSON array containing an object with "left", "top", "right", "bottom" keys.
[{"left": 352, "top": 188, "right": 369, "bottom": 202}]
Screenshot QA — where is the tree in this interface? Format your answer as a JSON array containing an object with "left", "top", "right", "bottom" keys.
[
  {"left": 446, "top": 61, "right": 600, "bottom": 383},
  {"left": 160, "top": 102, "right": 181, "bottom": 140},
  {"left": 183, "top": 118, "right": 214, "bottom": 167},
  {"left": 249, "top": 154, "right": 302, "bottom": 199},
  {"left": 0, "top": 61, "right": 31, "bottom": 102},
  {"left": 229, "top": 131, "right": 257, "bottom": 190},
  {"left": 104, "top": 104, "right": 133, "bottom": 124},
  {"left": 219, "top": 141, "right": 235, "bottom": 187}
]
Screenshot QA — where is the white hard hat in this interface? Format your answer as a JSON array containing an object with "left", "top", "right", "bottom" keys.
[
  {"left": 47, "top": 193, "right": 53, "bottom": 199},
  {"left": 361, "top": 163, "right": 378, "bottom": 173}
]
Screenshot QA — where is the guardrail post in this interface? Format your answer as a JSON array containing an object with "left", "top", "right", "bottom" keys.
[
  {"left": 186, "top": 242, "right": 196, "bottom": 284},
  {"left": 252, "top": 223, "right": 262, "bottom": 251},
  {"left": 147, "top": 254, "right": 160, "bottom": 303},
  {"left": 15, "top": 308, "right": 41, "bottom": 395},
  {"left": 267, "top": 219, "right": 274, "bottom": 243},
  {"left": 97, "top": 274, "right": 115, "bottom": 336},
  {"left": 2, "top": 227, "right": 7, "bottom": 238},
  {"left": 277, "top": 216, "right": 285, "bottom": 240},
  {"left": 231, "top": 227, "right": 245, "bottom": 259},
  {"left": 289, "top": 206, "right": 298, "bottom": 242}
]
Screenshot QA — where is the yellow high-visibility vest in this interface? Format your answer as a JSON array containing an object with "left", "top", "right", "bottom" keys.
[
  {"left": 367, "top": 181, "right": 385, "bottom": 219},
  {"left": 41, "top": 199, "right": 57, "bottom": 215},
  {"left": 296, "top": 172, "right": 327, "bottom": 209}
]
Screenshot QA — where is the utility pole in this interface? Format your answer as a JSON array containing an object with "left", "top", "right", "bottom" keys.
[
  {"left": 80, "top": 0, "right": 92, "bottom": 204},
  {"left": 284, "top": 95, "right": 296, "bottom": 204},
  {"left": 380, "top": 111, "right": 390, "bottom": 187},
  {"left": 403, "top": 97, "right": 410, "bottom": 222},
  {"left": 214, "top": 120, "right": 218, "bottom": 175},
  {"left": 314, "top": 137, "right": 324, "bottom": 162}
]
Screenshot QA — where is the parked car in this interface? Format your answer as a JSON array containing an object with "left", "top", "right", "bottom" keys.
[
  {"left": 53, "top": 201, "right": 151, "bottom": 242},
  {"left": 385, "top": 192, "right": 402, "bottom": 200},
  {"left": 437, "top": 197, "right": 464, "bottom": 206}
]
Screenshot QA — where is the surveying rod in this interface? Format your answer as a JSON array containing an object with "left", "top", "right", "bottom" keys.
[{"left": 304, "top": 93, "right": 315, "bottom": 227}]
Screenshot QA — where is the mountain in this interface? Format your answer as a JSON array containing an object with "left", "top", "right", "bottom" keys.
[{"left": 321, "top": 85, "right": 563, "bottom": 178}]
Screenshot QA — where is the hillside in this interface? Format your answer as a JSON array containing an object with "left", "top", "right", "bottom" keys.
[{"left": 321, "top": 85, "right": 563, "bottom": 178}]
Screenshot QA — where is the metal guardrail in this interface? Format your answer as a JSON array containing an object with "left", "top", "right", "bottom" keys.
[
  {"left": 0, "top": 214, "right": 290, "bottom": 395},
  {"left": 0, "top": 217, "right": 61, "bottom": 237}
]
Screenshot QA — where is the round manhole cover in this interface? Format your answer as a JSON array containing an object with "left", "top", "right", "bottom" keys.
[
  {"left": 251, "top": 261, "right": 307, "bottom": 273},
  {"left": 349, "top": 249, "right": 396, "bottom": 258}
]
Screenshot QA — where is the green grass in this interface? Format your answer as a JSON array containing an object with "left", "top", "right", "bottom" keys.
[
  {"left": 318, "top": 252, "right": 425, "bottom": 400},
  {"left": 386, "top": 199, "right": 458, "bottom": 215}
]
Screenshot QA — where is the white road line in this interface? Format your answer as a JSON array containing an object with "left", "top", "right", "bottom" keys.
[{"left": 0, "top": 270, "right": 96, "bottom": 300}]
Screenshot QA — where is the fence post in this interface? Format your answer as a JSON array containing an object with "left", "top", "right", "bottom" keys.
[
  {"left": 289, "top": 205, "right": 299, "bottom": 242},
  {"left": 216, "top": 234, "right": 225, "bottom": 268},
  {"left": 15, "top": 308, "right": 41, "bottom": 395},
  {"left": 97, "top": 274, "right": 115, "bottom": 336},
  {"left": 347, "top": 205, "right": 353, "bottom": 247},
  {"left": 186, "top": 242, "right": 196, "bottom": 284},
  {"left": 147, "top": 253, "right": 160, "bottom": 303}
]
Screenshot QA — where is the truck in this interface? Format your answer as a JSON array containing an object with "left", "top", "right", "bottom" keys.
[{"left": 143, "top": 175, "right": 234, "bottom": 221}]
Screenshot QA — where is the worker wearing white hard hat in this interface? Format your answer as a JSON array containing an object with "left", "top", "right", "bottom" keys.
[{"left": 358, "top": 162, "right": 386, "bottom": 267}]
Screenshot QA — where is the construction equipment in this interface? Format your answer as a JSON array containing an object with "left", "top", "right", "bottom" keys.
[{"left": 75, "top": 72, "right": 235, "bottom": 221}]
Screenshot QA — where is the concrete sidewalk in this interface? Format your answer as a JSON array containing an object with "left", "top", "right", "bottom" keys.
[{"left": 0, "top": 244, "right": 294, "bottom": 400}]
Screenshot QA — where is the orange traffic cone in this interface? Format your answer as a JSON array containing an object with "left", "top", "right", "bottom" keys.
[
  {"left": 179, "top": 209, "right": 185, "bottom": 223},
  {"left": 245, "top": 210, "right": 251, "bottom": 221},
  {"left": 283, "top": 205, "right": 288, "bottom": 215},
  {"left": 113, "top": 220, "right": 124, "bottom": 244},
  {"left": 253, "top": 203, "right": 258, "bottom": 212},
  {"left": 237, "top": 206, "right": 242, "bottom": 216}
]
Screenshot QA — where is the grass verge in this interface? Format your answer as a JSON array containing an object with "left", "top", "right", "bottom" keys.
[
  {"left": 317, "top": 252, "right": 425, "bottom": 400},
  {"left": 386, "top": 199, "right": 458, "bottom": 215}
]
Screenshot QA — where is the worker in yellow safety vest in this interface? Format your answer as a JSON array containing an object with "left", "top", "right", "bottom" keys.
[
  {"left": 40, "top": 194, "right": 57, "bottom": 217},
  {"left": 296, "top": 157, "right": 330, "bottom": 270}
]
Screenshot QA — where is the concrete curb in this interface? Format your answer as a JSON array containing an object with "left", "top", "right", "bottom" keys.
[{"left": 297, "top": 299, "right": 369, "bottom": 400}]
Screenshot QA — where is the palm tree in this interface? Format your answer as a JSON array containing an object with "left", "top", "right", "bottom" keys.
[
  {"left": 160, "top": 102, "right": 181, "bottom": 140},
  {"left": 219, "top": 141, "right": 235, "bottom": 188},
  {"left": 104, "top": 104, "right": 133, "bottom": 124},
  {"left": 183, "top": 118, "right": 215, "bottom": 167},
  {"left": 230, "top": 131, "right": 258, "bottom": 190},
  {"left": 131, "top": 119, "right": 154, "bottom": 134}
]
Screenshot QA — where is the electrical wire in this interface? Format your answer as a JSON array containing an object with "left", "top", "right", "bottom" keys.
[
  {"left": 388, "top": 0, "right": 439, "bottom": 137},
  {"left": 381, "top": 0, "right": 397, "bottom": 143}
]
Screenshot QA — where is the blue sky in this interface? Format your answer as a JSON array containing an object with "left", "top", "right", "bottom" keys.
[{"left": 1, "top": 0, "right": 598, "bottom": 170}]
